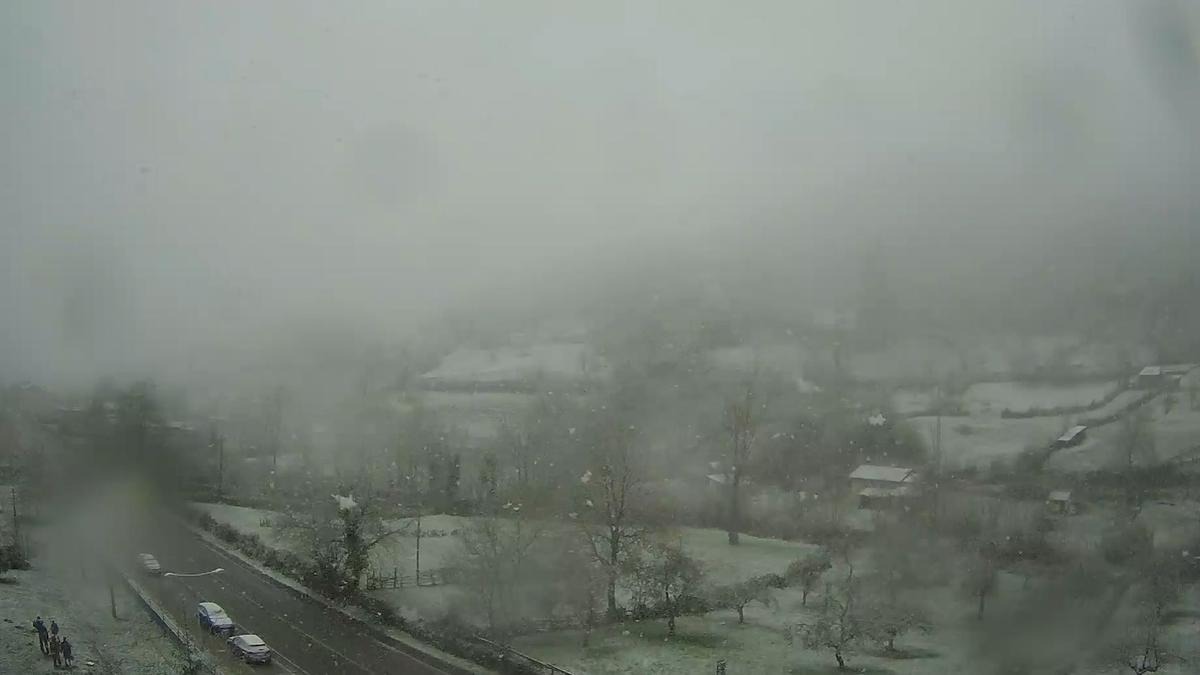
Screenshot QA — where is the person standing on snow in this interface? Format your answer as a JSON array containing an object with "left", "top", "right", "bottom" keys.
[{"left": 33, "top": 616, "right": 49, "bottom": 655}]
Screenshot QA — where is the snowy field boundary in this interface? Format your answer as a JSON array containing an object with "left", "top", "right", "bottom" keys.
[
  {"left": 122, "top": 572, "right": 221, "bottom": 675},
  {"left": 180, "top": 515, "right": 489, "bottom": 675}
]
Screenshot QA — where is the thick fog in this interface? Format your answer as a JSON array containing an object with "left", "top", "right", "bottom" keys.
[{"left": 2, "top": 1, "right": 1198, "bottom": 388}]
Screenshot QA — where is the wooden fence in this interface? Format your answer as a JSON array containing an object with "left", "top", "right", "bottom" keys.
[
  {"left": 474, "top": 636, "right": 576, "bottom": 675},
  {"left": 364, "top": 567, "right": 457, "bottom": 590}
]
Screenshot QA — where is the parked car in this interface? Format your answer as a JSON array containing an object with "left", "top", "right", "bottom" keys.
[
  {"left": 227, "top": 634, "right": 272, "bottom": 664},
  {"left": 196, "top": 602, "right": 235, "bottom": 635},
  {"left": 138, "top": 553, "right": 162, "bottom": 575}
]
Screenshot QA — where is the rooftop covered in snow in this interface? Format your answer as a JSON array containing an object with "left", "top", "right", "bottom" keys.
[{"left": 848, "top": 464, "right": 915, "bottom": 484}]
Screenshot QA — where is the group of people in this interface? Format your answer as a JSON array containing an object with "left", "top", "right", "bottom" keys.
[{"left": 32, "top": 616, "right": 74, "bottom": 669}]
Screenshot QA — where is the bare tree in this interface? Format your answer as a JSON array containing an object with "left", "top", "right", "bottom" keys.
[
  {"left": 628, "top": 540, "right": 704, "bottom": 637},
  {"left": 550, "top": 530, "right": 606, "bottom": 646},
  {"left": 578, "top": 402, "right": 646, "bottom": 621},
  {"left": 786, "top": 550, "right": 832, "bottom": 606},
  {"left": 962, "top": 541, "right": 999, "bottom": 620},
  {"left": 456, "top": 505, "right": 546, "bottom": 634},
  {"left": 714, "top": 573, "right": 781, "bottom": 625},
  {"left": 793, "top": 569, "right": 869, "bottom": 671},
  {"left": 864, "top": 583, "right": 931, "bottom": 653},
  {"left": 1117, "top": 409, "right": 1156, "bottom": 515},
  {"left": 724, "top": 383, "right": 758, "bottom": 545},
  {"left": 1103, "top": 553, "right": 1183, "bottom": 674}
]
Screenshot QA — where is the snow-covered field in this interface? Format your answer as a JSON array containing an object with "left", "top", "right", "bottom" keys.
[
  {"left": 963, "top": 380, "right": 1116, "bottom": 415},
  {"left": 892, "top": 387, "right": 936, "bottom": 415},
  {"left": 1048, "top": 397, "right": 1200, "bottom": 472},
  {"left": 910, "top": 415, "right": 1063, "bottom": 470},
  {"left": 513, "top": 575, "right": 1196, "bottom": 675},
  {"left": 421, "top": 343, "right": 603, "bottom": 384},
  {"left": 1080, "top": 390, "right": 1147, "bottom": 421},
  {"left": 193, "top": 502, "right": 818, "bottom": 628},
  {"left": 404, "top": 391, "right": 535, "bottom": 442}
]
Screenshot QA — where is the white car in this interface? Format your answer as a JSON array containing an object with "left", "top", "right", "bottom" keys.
[
  {"left": 197, "top": 602, "right": 235, "bottom": 635},
  {"left": 138, "top": 553, "right": 162, "bottom": 575},
  {"left": 227, "top": 634, "right": 272, "bottom": 664}
]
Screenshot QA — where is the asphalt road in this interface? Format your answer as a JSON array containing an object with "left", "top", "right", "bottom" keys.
[{"left": 129, "top": 519, "right": 463, "bottom": 675}]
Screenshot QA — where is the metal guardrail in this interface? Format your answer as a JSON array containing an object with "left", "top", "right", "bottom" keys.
[
  {"left": 474, "top": 636, "right": 576, "bottom": 675},
  {"left": 120, "top": 572, "right": 222, "bottom": 674}
]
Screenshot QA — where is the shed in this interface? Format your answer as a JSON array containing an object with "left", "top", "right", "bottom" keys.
[
  {"left": 849, "top": 464, "right": 915, "bottom": 489},
  {"left": 1136, "top": 366, "right": 1164, "bottom": 389},
  {"left": 1047, "top": 490, "right": 1075, "bottom": 514},
  {"left": 1052, "top": 425, "right": 1087, "bottom": 449}
]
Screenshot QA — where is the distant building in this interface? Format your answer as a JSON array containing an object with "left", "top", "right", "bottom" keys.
[
  {"left": 1136, "top": 366, "right": 1163, "bottom": 389},
  {"left": 848, "top": 464, "right": 917, "bottom": 509},
  {"left": 1046, "top": 490, "right": 1076, "bottom": 514},
  {"left": 1052, "top": 425, "right": 1087, "bottom": 449}
]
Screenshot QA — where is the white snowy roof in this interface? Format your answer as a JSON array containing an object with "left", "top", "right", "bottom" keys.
[
  {"left": 1057, "top": 426, "right": 1087, "bottom": 442},
  {"left": 1139, "top": 366, "right": 1162, "bottom": 376},
  {"left": 849, "top": 465, "right": 914, "bottom": 484},
  {"left": 1048, "top": 490, "right": 1072, "bottom": 502}
]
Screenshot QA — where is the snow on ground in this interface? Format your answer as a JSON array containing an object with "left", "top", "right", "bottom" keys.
[
  {"left": 0, "top": 551, "right": 188, "bottom": 674},
  {"left": 193, "top": 502, "right": 819, "bottom": 630},
  {"left": 515, "top": 574, "right": 1196, "bottom": 675},
  {"left": 1048, "top": 398, "right": 1200, "bottom": 473},
  {"left": 705, "top": 345, "right": 817, "bottom": 389},
  {"left": 406, "top": 391, "right": 535, "bottom": 442},
  {"left": 672, "top": 527, "right": 817, "bottom": 583},
  {"left": 512, "top": 582, "right": 997, "bottom": 675},
  {"left": 910, "top": 415, "right": 1062, "bottom": 470},
  {"left": 963, "top": 380, "right": 1116, "bottom": 416},
  {"left": 1146, "top": 398, "right": 1200, "bottom": 460},
  {"left": 892, "top": 387, "right": 935, "bottom": 415},
  {"left": 1080, "top": 389, "right": 1146, "bottom": 421},
  {"left": 421, "top": 344, "right": 603, "bottom": 384},
  {"left": 193, "top": 503, "right": 814, "bottom": 589}
]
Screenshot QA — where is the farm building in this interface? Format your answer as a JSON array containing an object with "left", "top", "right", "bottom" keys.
[
  {"left": 1136, "top": 366, "right": 1163, "bottom": 389},
  {"left": 848, "top": 464, "right": 918, "bottom": 509},
  {"left": 1052, "top": 425, "right": 1087, "bottom": 449},
  {"left": 1046, "top": 490, "right": 1076, "bottom": 514}
]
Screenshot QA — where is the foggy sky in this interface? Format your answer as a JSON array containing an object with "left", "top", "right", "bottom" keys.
[{"left": 2, "top": 1, "right": 1198, "bottom": 388}]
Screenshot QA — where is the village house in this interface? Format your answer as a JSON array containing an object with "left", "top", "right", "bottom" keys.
[
  {"left": 848, "top": 464, "right": 918, "bottom": 509},
  {"left": 1046, "top": 489, "right": 1076, "bottom": 514},
  {"left": 1135, "top": 366, "right": 1163, "bottom": 389}
]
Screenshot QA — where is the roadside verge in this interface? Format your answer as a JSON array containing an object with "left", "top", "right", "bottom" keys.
[
  {"left": 121, "top": 571, "right": 223, "bottom": 675},
  {"left": 181, "top": 518, "right": 489, "bottom": 675}
]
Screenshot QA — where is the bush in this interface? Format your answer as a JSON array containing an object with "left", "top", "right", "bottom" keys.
[{"left": 0, "top": 544, "right": 31, "bottom": 572}]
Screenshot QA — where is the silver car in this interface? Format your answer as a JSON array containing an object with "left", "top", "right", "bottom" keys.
[{"left": 227, "top": 633, "right": 272, "bottom": 664}]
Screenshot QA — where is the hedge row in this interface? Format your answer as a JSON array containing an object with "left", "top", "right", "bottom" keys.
[{"left": 1000, "top": 382, "right": 1128, "bottom": 419}]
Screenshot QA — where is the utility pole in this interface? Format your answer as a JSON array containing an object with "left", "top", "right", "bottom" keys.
[
  {"left": 414, "top": 510, "right": 422, "bottom": 584},
  {"left": 211, "top": 425, "right": 225, "bottom": 497},
  {"left": 11, "top": 487, "right": 18, "bottom": 550},
  {"left": 932, "top": 383, "right": 944, "bottom": 524},
  {"left": 269, "top": 387, "right": 283, "bottom": 473}
]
